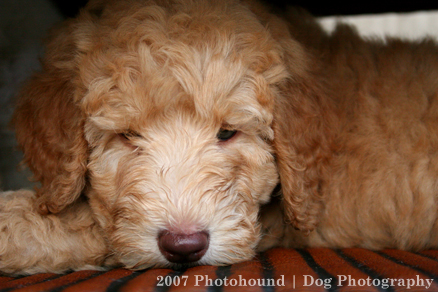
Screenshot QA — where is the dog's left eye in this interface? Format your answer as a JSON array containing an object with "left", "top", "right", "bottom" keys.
[{"left": 217, "top": 128, "right": 237, "bottom": 141}]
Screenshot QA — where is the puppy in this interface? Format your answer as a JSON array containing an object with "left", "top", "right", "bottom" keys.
[{"left": 2, "top": 0, "right": 438, "bottom": 275}]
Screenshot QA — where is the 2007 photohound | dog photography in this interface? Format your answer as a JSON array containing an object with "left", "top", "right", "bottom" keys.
[{"left": 156, "top": 274, "right": 434, "bottom": 289}]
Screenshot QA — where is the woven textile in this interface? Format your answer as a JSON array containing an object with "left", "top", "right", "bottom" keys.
[{"left": 1, "top": 248, "right": 438, "bottom": 291}]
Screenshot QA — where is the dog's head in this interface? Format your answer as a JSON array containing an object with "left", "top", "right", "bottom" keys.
[{"left": 14, "top": 0, "right": 330, "bottom": 268}]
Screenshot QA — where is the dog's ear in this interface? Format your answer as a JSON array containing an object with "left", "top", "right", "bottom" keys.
[
  {"left": 13, "top": 22, "right": 88, "bottom": 215},
  {"left": 267, "top": 12, "right": 336, "bottom": 233},
  {"left": 273, "top": 73, "right": 334, "bottom": 233}
]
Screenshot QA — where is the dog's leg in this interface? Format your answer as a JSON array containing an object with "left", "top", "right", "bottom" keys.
[
  {"left": 257, "top": 196, "right": 310, "bottom": 250},
  {"left": 0, "top": 190, "right": 111, "bottom": 276}
]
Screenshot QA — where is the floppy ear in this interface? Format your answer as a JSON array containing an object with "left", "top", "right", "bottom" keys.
[
  {"left": 273, "top": 73, "right": 335, "bottom": 233},
  {"left": 13, "top": 21, "right": 88, "bottom": 215},
  {"left": 267, "top": 12, "right": 336, "bottom": 233}
]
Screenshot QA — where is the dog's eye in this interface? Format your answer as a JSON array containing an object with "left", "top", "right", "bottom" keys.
[
  {"left": 119, "top": 130, "right": 142, "bottom": 141},
  {"left": 217, "top": 128, "right": 237, "bottom": 141}
]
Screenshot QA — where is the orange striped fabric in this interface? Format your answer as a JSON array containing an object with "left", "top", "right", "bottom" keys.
[{"left": 1, "top": 248, "right": 438, "bottom": 291}]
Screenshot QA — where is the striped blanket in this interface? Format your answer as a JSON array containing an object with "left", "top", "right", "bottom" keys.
[{"left": 1, "top": 248, "right": 438, "bottom": 291}]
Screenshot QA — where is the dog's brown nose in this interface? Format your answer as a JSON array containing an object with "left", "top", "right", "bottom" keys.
[{"left": 158, "top": 231, "right": 209, "bottom": 263}]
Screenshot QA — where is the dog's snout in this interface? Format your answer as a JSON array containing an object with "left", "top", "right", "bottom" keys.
[{"left": 158, "top": 231, "right": 209, "bottom": 263}]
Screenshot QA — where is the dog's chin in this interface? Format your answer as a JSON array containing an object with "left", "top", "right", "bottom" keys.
[
  {"left": 120, "top": 249, "right": 257, "bottom": 271},
  {"left": 128, "top": 260, "right": 211, "bottom": 271},
  {"left": 112, "top": 226, "right": 260, "bottom": 269}
]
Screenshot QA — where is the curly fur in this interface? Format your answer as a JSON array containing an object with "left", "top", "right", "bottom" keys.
[{"left": 2, "top": 0, "right": 438, "bottom": 275}]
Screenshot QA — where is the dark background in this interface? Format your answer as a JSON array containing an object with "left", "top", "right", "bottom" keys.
[{"left": 49, "top": 0, "right": 438, "bottom": 18}]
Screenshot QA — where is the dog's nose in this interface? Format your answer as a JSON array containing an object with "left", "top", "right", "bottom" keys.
[{"left": 158, "top": 231, "right": 209, "bottom": 263}]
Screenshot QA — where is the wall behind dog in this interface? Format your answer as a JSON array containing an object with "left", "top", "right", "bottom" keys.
[
  {"left": 0, "top": 0, "right": 62, "bottom": 190},
  {"left": 319, "top": 10, "right": 438, "bottom": 39}
]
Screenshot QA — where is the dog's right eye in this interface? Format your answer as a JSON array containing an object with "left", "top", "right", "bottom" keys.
[{"left": 119, "top": 130, "right": 142, "bottom": 141}]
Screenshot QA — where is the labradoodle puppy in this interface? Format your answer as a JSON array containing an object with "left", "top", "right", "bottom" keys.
[{"left": 2, "top": 0, "right": 438, "bottom": 275}]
